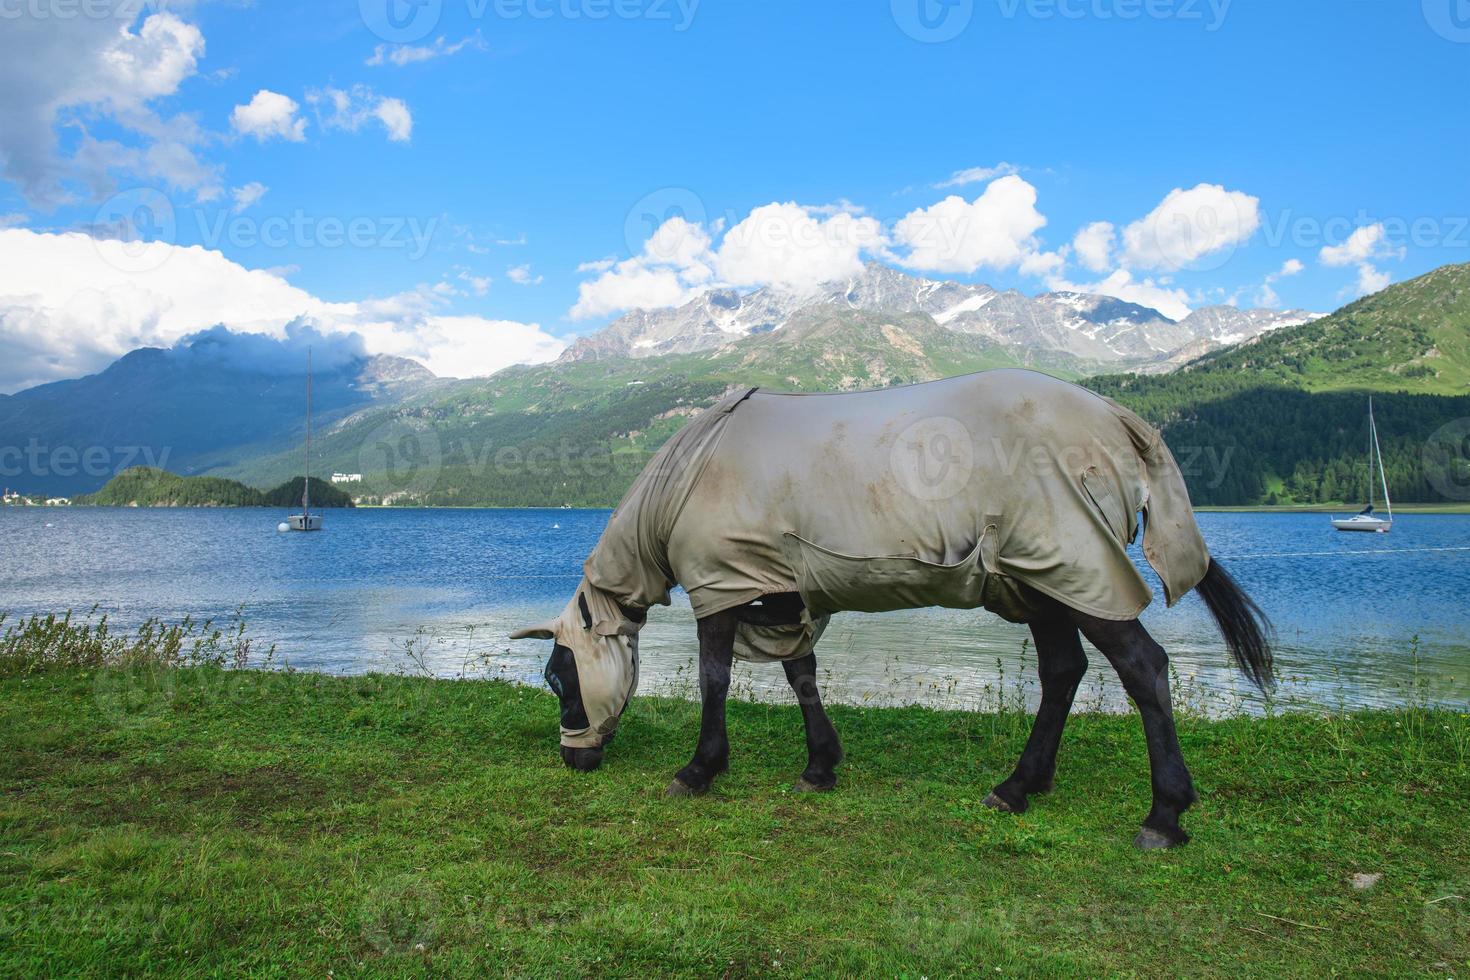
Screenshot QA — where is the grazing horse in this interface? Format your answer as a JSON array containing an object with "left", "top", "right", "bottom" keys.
[{"left": 511, "top": 370, "right": 1272, "bottom": 849}]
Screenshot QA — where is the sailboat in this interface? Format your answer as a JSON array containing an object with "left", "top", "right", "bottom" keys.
[
  {"left": 1332, "top": 397, "right": 1392, "bottom": 533},
  {"left": 285, "top": 349, "right": 323, "bottom": 532}
]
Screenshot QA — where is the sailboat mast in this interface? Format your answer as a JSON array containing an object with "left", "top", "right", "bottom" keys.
[
  {"left": 1370, "top": 397, "right": 1391, "bottom": 520},
  {"left": 304, "top": 348, "right": 312, "bottom": 517},
  {"left": 1365, "top": 399, "right": 1374, "bottom": 510}
]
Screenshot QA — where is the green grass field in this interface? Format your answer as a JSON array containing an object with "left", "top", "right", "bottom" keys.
[{"left": 2, "top": 616, "right": 1468, "bottom": 976}]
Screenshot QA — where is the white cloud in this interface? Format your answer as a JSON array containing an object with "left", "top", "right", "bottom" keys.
[
  {"left": 1019, "top": 248, "right": 1066, "bottom": 279},
  {"left": 1255, "top": 257, "right": 1305, "bottom": 306},
  {"left": 571, "top": 203, "right": 887, "bottom": 319},
  {"left": 1048, "top": 269, "right": 1192, "bottom": 321},
  {"left": 373, "top": 98, "right": 413, "bottom": 142},
  {"left": 231, "top": 90, "right": 307, "bottom": 142},
  {"left": 393, "top": 315, "right": 562, "bottom": 378},
  {"left": 1319, "top": 223, "right": 1398, "bottom": 266},
  {"left": 84, "top": 13, "right": 204, "bottom": 110},
  {"left": 0, "top": 228, "right": 562, "bottom": 392},
  {"left": 231, "top": 182, "right": 268, "bottom": 213},
  {"left": 507, "top": 264, "right": 543, "bottom": 285},
  {"left": 571, "top": 216, "right": 714, "bottom": 319},
  {"left": 572, "top": 258, "right": 706, "bottom": 320},
  {"left": 306, "top": 86, "right": 413, "bottom": 143},
  {"left": 933, "top": 163, "right": 1019, "bottom": 189},
  {"left": 716, "top": 204, "right": 881, "bottom": 291},
  {"left": 0, "top": 8, "right": 210, "bottom": 205},
  {"left": 1355, "top": 263, "right": 1391, "bottom": 295},
  {"left": 891, "top": 175, "right": 1048, "bottom": 275},
  {"left": 1072, "top": 221, "right": 1115, "bottom": 273},
  {"left": 456, "top": 268, "right": 492, "bottom": 296},
  {"left": 1121, "top": 183, "right": 1261, "bottom": 271},
  {"left": 366, "top": 34, "right": 486, "bottom": 67},
  {"left": 1319, "top": 224, "right": 1401, "bottom": 300}
]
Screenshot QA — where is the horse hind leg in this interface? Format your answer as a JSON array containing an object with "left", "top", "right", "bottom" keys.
[
  {"left": 1070, "top": 613, "right": 1197, "bottom": 849},
  {"left": 984, "top": 613, "right": 1088, "bottom": 814},
  {"left": 782, "top": 653, "right": 844, "bottom": 792}
]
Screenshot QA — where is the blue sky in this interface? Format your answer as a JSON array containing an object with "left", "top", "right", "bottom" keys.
[{"left": 0, "top": 0, "right": 1466, "bottom": 389}]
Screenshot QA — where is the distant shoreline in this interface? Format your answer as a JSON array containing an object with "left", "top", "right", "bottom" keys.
[
  {"left": 1195, "top": 503, "right": 1470, "bottom": 514},
  {"left": 17, "top": 502, "right": 1470, "bottom": 515}
]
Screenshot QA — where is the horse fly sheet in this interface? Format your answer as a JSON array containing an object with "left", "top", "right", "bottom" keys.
[
  {"left": 520, "top": 369, "right": 1211, "bottom": 746},
  {"left": 583, "top": 369, "right": 1210, "bottom": 665}
]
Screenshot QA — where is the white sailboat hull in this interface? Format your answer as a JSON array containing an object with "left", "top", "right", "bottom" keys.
[
  {"left": 1331, "top": 516, "right": 1391, "bottom": 533},
  {"left": 286, "top": 513, "right": 323, "bottom": 532}
]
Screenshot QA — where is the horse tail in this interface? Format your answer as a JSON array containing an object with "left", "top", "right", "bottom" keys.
[{"left": 1194, "top": 558, "right": 1274, "bottom": 691}]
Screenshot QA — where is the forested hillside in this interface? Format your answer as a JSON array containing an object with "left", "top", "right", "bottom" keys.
[
  {"left": 78, "top": 469, "right": 353, "bottom": 509},
  {"left": 1087, "top": 263, "right": 1470, "bottom": 505},
  {"left": 1085, "top": 383, "right": 1470, "bottom": 505}
]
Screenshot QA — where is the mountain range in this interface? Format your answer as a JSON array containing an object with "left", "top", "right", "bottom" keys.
[
  {"left": 558, "top": 263, "right": 1320, "bottom": 370},
  {"left": 3, "top": 262, "right": 1467, "bottom": 505},
  {"left": 0, "top": 338, "right": 437, "bottom": 496}
]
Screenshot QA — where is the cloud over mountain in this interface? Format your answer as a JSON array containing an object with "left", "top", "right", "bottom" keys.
[{"left": 0, "top": 228, "right": 562, "bottom": 393}]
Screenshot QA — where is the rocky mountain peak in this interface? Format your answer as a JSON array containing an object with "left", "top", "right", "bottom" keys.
[{"left": 558, "top": 264, "right": 1321, "bottom": 371}]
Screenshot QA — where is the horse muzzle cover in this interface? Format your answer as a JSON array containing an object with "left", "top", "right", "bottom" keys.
[{"left": 511, "top": 580, "right": 641, "bottom": 749}]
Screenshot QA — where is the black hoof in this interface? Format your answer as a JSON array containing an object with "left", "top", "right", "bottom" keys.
[
  {"left": 982, "top": 790, "right": 1028, "bottom": 814},
  {"left": 560, "top": 746, "right": 604, "bottom": 772},
  {"left": 665, "top": 777, "right": 704, "bottom": 797},
  {"left": 792, "top": 776, "right": 836, "bottom": 793},
  {"left": 1134, "top": 826, "right": 1189, "bottom": 850}
]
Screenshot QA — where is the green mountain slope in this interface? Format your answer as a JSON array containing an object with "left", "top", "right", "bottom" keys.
[
  {"left": 1086, "top": 263, "right": 1470, "bottom": 504},
  {"left": 1153, "top": 262, "right": 1470, "bottom": 396}
]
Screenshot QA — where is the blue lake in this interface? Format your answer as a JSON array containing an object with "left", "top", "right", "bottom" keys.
[{"left": 4, "top": 507, "right": 1468, "bottom": 714}]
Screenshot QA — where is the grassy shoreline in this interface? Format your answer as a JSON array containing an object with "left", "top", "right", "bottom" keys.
[{"left": 3, "top": 648, "right": 1468, "bottom": 976}]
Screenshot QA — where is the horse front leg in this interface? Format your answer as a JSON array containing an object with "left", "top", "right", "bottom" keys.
[
  {"left": 782, "top": 653, "right": 844, "bottom": 792},
  {"left": 666, "top": 608, "right": 737, "bottom": 797},
  {"left": 984, "top": 614, "right": 1088, "bottom": 814},
  {"left": 1072, "top": 613, "right": 1197, "bottom": 849}
]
